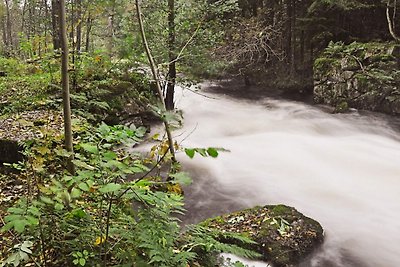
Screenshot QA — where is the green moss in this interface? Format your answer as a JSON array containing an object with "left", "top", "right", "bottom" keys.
[
  {"left": 314, "top": 57, "right": 339, "bottom": 72},
  {"left": 335, "top": 101, "right": 349, "bottom": 113}
]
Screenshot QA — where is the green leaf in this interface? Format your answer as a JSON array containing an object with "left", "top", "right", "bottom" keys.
[
  {"left": 55, "top": 148, "right": 74, "bottom": 158},
  {"left": 4, "top": 214, "right": 23, "bottom": 223},
  {"left": 54, "top": 203, "right": 64, "bottom": 211},
  {"left": 79, "top": 258, "right": 86, "bottom": 266},
  {"left": 170, "top": 172, "right": 192, "bottom": 186},
  {"left": 80, "top": 143, "right": 99, "bottom": 154},
  {"left": 185, "top": 148, "right": 195, "bottom": 159},
  {"left": 102, "top": 151, "right": 117, "bottom": 160},
  {"left": 7, "top": 207, "right": 24, "bottom": 215},
  {"left": 25, "top": 216, "right": 39, "bottom": 226},
  {"left": 99, "top": 183, "right": 121, "bottom": 194},
  {"left": 71, "top": 209, "right": 87, "bottom": 218},
  {"left": 73, "top": 259, "right": 79, "bottom": 265},
  {"left": 78, "top": 182, "right": 90, "bottom": 192},
  {"left": 207, "top": 147, "right": 219, "bottom": 158},
  {"left": 1, "top": 222, "right": 14, "bottom": 232},
  {"left": 135, "top": 126, "right": 147, "bottom": 138},
  {"left": 40, "top": 196, "right": 54, "bottom": 205},
  {"left": 28, "top": 207, "right": 41, "bottom": 216},
  {"left": 71, "top": 188, "right": 82, "bottom": 198},
  {"left": 72, "top": 160, "right": 96, "bottom": 171},
  {"left": 14, "top": 220, "right": 28, "bottom": 233}
]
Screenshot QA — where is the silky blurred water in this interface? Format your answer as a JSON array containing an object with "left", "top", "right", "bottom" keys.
[{"left": 171, "top": 83, "right": 400, "bottom": 267}]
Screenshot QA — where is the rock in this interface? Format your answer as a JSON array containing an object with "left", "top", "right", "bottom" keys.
[
  {"left": 0, "top": 110, "right": 65, "bottom": 164},
  {"left": 387, "top": 45, "right": 400, "bottom": 58},
  {"left": 0, "top": 139, "right": 23, "bottom": 164},
  {"left": 314, "top": 42, "right": 400, "bottom": 115},
  {"left": 334, "top": 101, "right": 350, "bottom": 113},
  {"left": 201, "top": 205, "right": 324, "bottom": 267},
  {"left": 341, "top": 57, "right": 360, "bottom": 71}
]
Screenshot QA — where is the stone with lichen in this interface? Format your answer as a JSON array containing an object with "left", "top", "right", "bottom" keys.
[{"left": 201, "top": 204, "right": 324, "bottom": 267}]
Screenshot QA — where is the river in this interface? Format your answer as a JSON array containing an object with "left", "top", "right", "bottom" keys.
[{"left": 169, "top": 82, "right": 400, "bottom": 267}]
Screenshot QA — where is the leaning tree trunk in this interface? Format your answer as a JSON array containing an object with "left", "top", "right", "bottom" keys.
[
  {"left": 135, "top": 0, "right": 176, "bottom": 162},
  {"left": 387, "top": 0, "right": 400, "bottom": 42},
  {"left": 165, "top": 0, "right": 176, "bottom": 111},
  {"left": 59, "top": 0, "right": 75, "bottom": 174}
]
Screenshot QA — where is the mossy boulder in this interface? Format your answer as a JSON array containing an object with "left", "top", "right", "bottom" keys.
[
  {"left": 314, "top": 42, "right": 400, "bottom": 115},
  {"left": 202, "top": 205, "right": 324, "bottom": 267}
]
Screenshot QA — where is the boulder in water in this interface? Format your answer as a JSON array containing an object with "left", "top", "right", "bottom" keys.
[{"left": 202, "top": 204, "right": 324, "bottom": 267}]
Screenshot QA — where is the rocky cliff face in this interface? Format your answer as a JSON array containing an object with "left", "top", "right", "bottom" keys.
[{"left": 314, "top": 42, "right": 400, "bottom": 114}]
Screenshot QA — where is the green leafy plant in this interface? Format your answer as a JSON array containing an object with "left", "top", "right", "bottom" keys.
[{"left": 1, "top": 120, "right": 255, "bottom": 266}]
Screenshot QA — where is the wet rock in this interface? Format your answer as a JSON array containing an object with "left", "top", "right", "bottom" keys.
[
  {"left": 314, "top": 42, "right": 400, "bottom": 115},
  {"left": 202, "top": 205, "right": 324, "bottom": 267}
]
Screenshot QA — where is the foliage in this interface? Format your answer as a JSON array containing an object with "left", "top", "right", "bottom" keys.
[{"left": 1, "top": 120, "right": 256, "bottom": 266}]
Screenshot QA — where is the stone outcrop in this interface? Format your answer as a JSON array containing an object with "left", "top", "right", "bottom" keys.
[
  {"left": 202, "top": 204, "right": 324, "bottom": 267},
  {"left": 314, "top": 42, "right": 400, "bottom": 114}
]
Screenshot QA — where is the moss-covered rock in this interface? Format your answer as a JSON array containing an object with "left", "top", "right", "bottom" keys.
[
  {"left": 202, "top": 205, "right": 324, "bottom": 267},
  {"left": 314, "top": 41, "right": 400, "bottom": 115}
]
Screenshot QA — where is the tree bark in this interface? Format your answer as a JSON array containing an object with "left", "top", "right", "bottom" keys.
[
  {"left": 59, "top": 0, "right": 75, "bottom": 174},
  {"left": 107, "top": 0, "right": 116, "bottom": 56},
  {"left": 4, "top": 0, "right": 12, "bottom": 52},
  {"left": 135, "top": 0, "right": 176, "bottom": 162},
  {"left": 76, "top": 0, "right": 82, "bottom": 52},
  {"left": 1, "top": 6, "right": 7, "bottom": 50},
  {"left": 165, "top": 0, "right": 176, "bottom": 111},
  {"left": 387, "top": 0, "right": 400, "bottom": 42},
  {"left": 285, "top": 0, "right": 292, "bottom": 66},
  {"left": 85, "top": 11, "right": 92, "bottom": 52},
  {"left": 290, "top": 0, "right": 296, "bottom": 75},
  {"left": 51, "top": 0, "right": 61, "bottom": 50}
]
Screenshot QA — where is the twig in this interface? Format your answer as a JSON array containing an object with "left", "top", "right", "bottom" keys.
[
  {"left": 183, "top": 86, "right": 218, "bottom": 100},
  {"left": 116, "top": 148, "right": 169, "bottom": 200}
]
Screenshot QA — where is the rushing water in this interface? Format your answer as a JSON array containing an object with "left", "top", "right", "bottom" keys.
[{"left": 167, "top": 82, "right": 400, "bottom": 267}]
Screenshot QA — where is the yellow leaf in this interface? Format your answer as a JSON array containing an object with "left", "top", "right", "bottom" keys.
[
  {"left": 94, "top": 236, "right": 106, "bottom": 246},
  {"left": 36, "top": 146, "right": 51, "bottom": 155}
]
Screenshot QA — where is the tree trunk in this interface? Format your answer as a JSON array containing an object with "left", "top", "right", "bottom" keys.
[
  {"left": 107, "top": 0, "right": 116, "bottom": 56},
  {"left": 165, "top": 0, "right": 176, "bottom": 111},
  {"left": 59, "top": 0, "right": 75, "bottom": 174},
  {"left": 290, "top": 0, "right": 296, "bottom": 75},
  {"left": 387, "top": 0, "right": 400, "bottom": 42},
  {"left": 285, "top": 0, "right": 292, "bottom": 66},
  {"left": 76, "top": 0, "right": 82, "bottom": 52},
  {"left": 4, "top": 0, "right": 12, "bottom": 52},
  {"left": 51, "top": 0, "right": 61, "bottom": 50},
  {"left": 85, "top": 11, "right": 92, "bottom": 52},
  {"left": 135, "top": 0, "right": 176, "bottom": 162},
  {"left": 1, "top": 8, "right": 7, "bottom": 50}
]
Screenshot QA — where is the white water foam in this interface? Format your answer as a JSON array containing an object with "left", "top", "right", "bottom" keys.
[{"left": 172, "top": 84, "right": 400, "bottom": 267}]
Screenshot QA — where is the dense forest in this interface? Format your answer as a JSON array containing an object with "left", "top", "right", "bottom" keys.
[{"left": 1, "top": 0, "right": 400, "bottom": 266}]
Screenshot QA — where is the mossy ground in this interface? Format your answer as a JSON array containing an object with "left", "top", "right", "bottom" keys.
[{"left": 202, "top": 205, "right": 324, "bottom": 267}]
